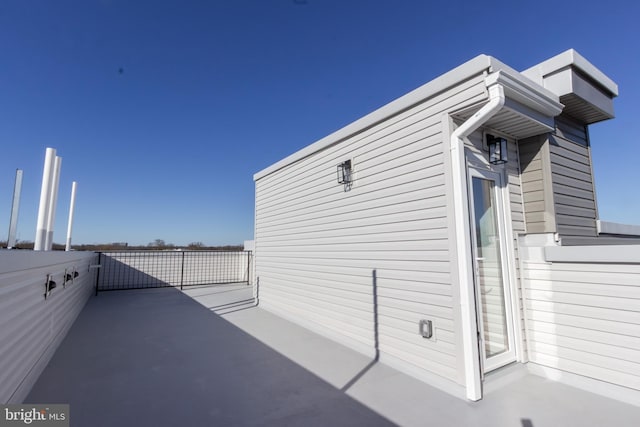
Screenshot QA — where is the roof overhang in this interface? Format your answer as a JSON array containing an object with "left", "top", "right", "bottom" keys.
[
  {"left": 452, "top": 71, "right": 564, "bottom": 139},
  {"left": 522, "top": 49, "right": 617, "bottom": 124}
]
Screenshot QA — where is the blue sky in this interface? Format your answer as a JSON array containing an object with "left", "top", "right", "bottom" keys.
[{"left": 1, "top": 0, "right": 639, "bottom": 246}]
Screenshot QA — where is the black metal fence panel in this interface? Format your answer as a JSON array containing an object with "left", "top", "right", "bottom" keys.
[{"left": 96, "top": 251, "right": 252, "bottom": 293}]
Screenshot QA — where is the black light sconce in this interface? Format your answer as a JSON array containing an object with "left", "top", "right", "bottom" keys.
[
  {"left": 337, "top": 159, "right": 352, "bottom": 184},
  {"left": 486, "top": 134, "right": 508, "bottom": 165},
  {"left": 44, "top": 274, "right": 56, "bottom": 299},
  {"left": 337, "top": 159, "right": 352, "bottom": 191}
]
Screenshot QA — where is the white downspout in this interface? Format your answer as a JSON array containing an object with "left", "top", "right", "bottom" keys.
[{"left": 450, "top": 82, "right": 505, "bottom": 401}]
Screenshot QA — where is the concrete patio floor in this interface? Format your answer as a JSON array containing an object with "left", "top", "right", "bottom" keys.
[{"left": 27, "top": 284, "right": 640, "bottom": 426}]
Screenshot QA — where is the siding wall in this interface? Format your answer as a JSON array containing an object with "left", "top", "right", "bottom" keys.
[
  {"left": 520, "top": 242, "right": 640, "bottom": 394},
  {"left": 550, "top": 116, "right": 598, "bottom": 240},
  {"left": 0, "top": 251, "right": 98, "bottom": 403},
  {"left": 254, "top": 73, "right": 488, "bottom": 388},
  {"left": 519, "top": 135, "right": 555, "bottom": 233},
  {"left": 517, "top": 116, "right": 599, "bottom": 244}
]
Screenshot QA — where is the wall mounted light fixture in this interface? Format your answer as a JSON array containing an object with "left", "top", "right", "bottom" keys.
[
  {"left": 337, "top": 160, "right": 352, "bottom": 185},
  {"left": 486, "top": 134, "right": 508, "bottom": 165}
]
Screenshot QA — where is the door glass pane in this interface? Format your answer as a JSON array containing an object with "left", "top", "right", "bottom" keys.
[{"left": 472, "top": 177, "right": 509, "bottom": 358}]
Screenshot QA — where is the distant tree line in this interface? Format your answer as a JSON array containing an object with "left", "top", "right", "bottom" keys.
[{"left": 1, "top": 239, "right": 244, "bottom": 252}]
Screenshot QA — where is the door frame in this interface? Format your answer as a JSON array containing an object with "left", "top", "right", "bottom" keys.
[{"left": 467, "top": 166, "right": 518, "bottom": 374}]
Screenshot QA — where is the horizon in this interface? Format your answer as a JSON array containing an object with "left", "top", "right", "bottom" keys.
[{"left": 1, "top": 0, "right": 639, "bottom": 246}]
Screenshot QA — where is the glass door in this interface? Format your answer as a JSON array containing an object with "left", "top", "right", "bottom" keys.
[{"left": 468, "top": 168, "right": 516, "bottom": 373}]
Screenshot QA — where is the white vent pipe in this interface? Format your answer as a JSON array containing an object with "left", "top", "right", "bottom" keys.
[
  {"left": 45, "top": 156, "right": 62, "bottom": 251},
  {"left": 65, "top": 182, "right": 77, "bottom": 251},
  {"left": 449, "top": 82, "right": 505, "bottom": 401},
  {"left": 34, "top": 148, "right": 56, "bottom": 250},
  {"left": 7, "top": 169, "right": 23, "bottom": 249}
]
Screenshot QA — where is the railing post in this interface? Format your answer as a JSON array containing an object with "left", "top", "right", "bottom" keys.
[
  {"left": 180, "top": 251, "right": 185, "bottom": 290},
  {"left": 95, "top": 252, "right": 102, "bottom": 296}
]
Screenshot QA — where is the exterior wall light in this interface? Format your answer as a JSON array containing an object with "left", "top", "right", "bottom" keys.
[
  {"left": 337, "top": 159, "right": 352, "bottom": 192},
  {"left": 337, "top": 160, "right": 352, "bottom": 184},
  {"left": 487, "top": 134, "right": 508, "bottom": 165}
]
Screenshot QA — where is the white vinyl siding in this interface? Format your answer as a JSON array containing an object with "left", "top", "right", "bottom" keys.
[
  {"left": 255, "top": 73, "right": 488, "bottom": 385},
  {"left": 0, "top": 251, "right": 97, "bottom": 403},
  {"left": 521, "top": 249, "right": 640, "bottom": 392}
]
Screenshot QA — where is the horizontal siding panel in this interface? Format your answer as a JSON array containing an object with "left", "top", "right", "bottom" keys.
[
  {"left": 549, "top": 137, "right": 590, "bottom": 158},
  {"left": 258, "top": 249, "right": 450, "bottom": 264},
  {"left": 258, "top": 218, "right": 449, "bottom": 244},
  {"left": 556, "top": 214, "right": 596, "bottom": 228},
  {"left": 378, "top": 295, "right": 454, "bottom": 321},
  {"left": 549, "top": 154, "right": 592, "bottom": 174},
  {"left": 259, "top": 268, "right": 371, "bottom": 294},
  {"left": 554, "top": 204, "right": 595, "bottom": 219},
  {"left": 526, "top": 288, "right": 639, "bottom": 312},
  {"left": 377, "top": 287, "right": 452, "bottom": 309},
  {"left": 378, "top": 306, "right": 455, "bottom": 332},
  {"left": 257, "top": 178, "right": 446, "bottom": 225},
  {"left": 555, "top": 193, "right": 595, "bottom": 209},
  {"left": 258, "top": 202, "right": 446, "bottom": 237},
  {"left": 521, "top": 169, "right": 544, "bottom": 184},
  {"left": 261, "top": 297, "right": 374, "bottom": 347},
  {"left": 378, "top": 323, "right": 456, "bottom": 356},
  {"left": 524, "top": 260, "right": 640, "bottom": 275},
  {"left": 550, "top": 163, "right": 593, "bottom": 183},
  {"left": 256, "top": 138, "right": 445, "bottom": 212},
  {"left": 258, "top": 257, "right": 452, "bottom": 278},
  {"left": 379, "top": 340, "right": 458, "bottom": 382},
  {"left": 524, "top": 190, "right": 544, "bottom": 204},
  {"left": 261, "top": 284, "right": 373, "bottom": 325},
  {"left": 525, "top": 297, "right": 640, "bottom": 324},
  {"left": 522, "top": 253, "right": 640, "bottom": 391},
  {"left": 555, "top": 224, "right": 597, "bottom": 237},
  {"left": 525, "top": 278, "right": 640, "bottom": 298},
  {"left": 555, "top": 117, "right": 588, "bottom": 146},
  {"left": 530, "top": 352, "right": 640, "bottom": 391},
  {"left": 258, "top": 238, "right": 450, "bottom": 253},
  {"left": 529, "top": 330, "right": 640, "bottom": 363},
  {"left": 553, "top": 184, "right": 594, "bottom": 203},
  {"left": 528, "top": 309, "right": 640, "bottom": 338},
  {"left": 378, "top": 332, "right": 456, "bottom": 368},
  {"left": 529, "top": 341, "right": 640, "bottom": 377},
  {"left": 528, "top": 319, "right": 640, "bottom": 351},
  {"left": 551, "top": 174, "right": 594, "bottom": 193}
]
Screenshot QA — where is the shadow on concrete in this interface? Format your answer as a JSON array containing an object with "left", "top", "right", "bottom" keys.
[
  {"left": 25, "top": 287, "right": 394, "bottom": 427},
  {"left": 341, "top": 269, "right": 380, "bottom": 393}
]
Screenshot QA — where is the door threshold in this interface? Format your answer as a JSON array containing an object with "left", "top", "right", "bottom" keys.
[{"left": 483, "top": 362, "right": 528, "bottom": 395}]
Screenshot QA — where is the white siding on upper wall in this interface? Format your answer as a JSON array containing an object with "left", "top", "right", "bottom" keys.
[
  {"left": 520, "top": 244, "right": 640, "bottom": 395},
  {"left": 255, "top": 73, "right": 488, "bottom": 389}
]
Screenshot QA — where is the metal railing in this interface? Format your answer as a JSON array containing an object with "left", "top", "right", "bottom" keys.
[{"left": 95, "top": 250, "right": 252, "bottom": 293}]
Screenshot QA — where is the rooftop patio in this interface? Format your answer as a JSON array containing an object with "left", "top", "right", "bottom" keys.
[{"left": 25, "top": 282, "right": 640, "bottom": 427}]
